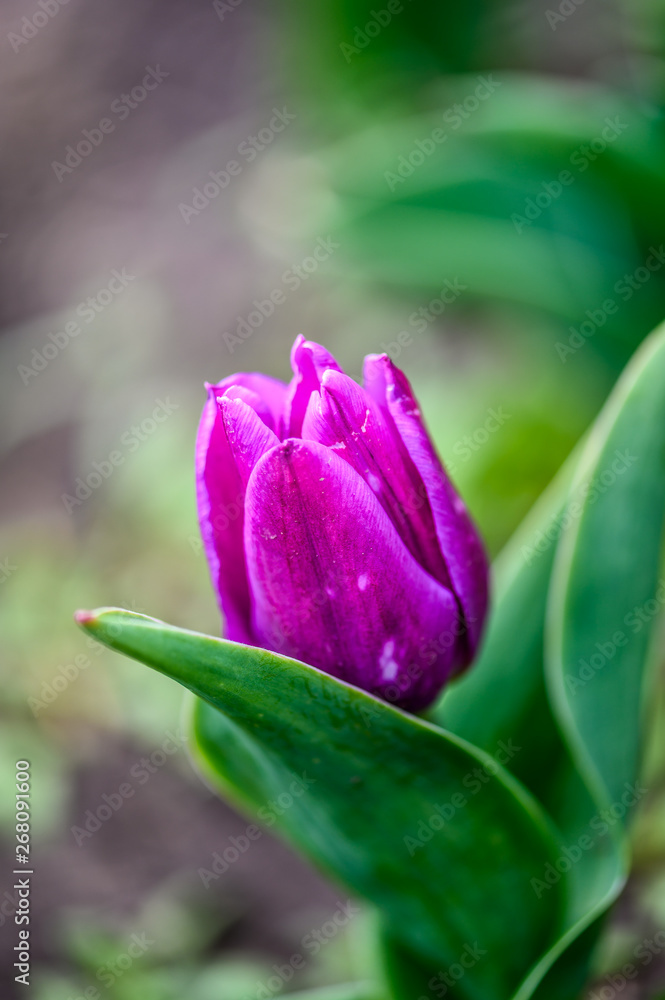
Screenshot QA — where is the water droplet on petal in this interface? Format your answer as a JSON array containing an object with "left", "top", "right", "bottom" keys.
[{"left": 379, "top": 639, "right": 399, "bottom": 682}]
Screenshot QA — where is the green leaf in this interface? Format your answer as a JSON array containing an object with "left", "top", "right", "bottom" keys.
[
  {"left": 75, "top": 609, "right": 565, "bottom": 1000},
  {"left": 546, "top": 324, "right": 665, "bottom": 813},
  {"left": 528, "top": 323, "right": 665, "bottom": 990},
  {"left": 433, "top": 322, "right": 665, "bottom": 997}
]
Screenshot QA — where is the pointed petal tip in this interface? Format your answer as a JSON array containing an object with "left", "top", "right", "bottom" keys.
[
  {"left": 293, "top": 336, "right": 341, "bottom": 370},
  {"left": 289, "top": 333, "right": 306, "bottom": 368},
  {"left": 362, "top": 352, "right": 398, "bottom": 398},
  {"left": 214, "top": 392, "right": 234, "bottom": 412}
]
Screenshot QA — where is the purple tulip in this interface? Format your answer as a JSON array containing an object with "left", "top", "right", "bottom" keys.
[{"left": 196, "top": 336, "right": 488, "bottom": 712}]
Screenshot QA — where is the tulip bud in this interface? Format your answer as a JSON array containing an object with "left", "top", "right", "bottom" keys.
[{"left": 196, "top": 336, "right": 488, "bottom": 711}]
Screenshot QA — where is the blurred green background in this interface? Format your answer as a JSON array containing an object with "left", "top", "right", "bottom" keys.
[{"left": 1, "top": 0, "right": 665, "bottom": 997}]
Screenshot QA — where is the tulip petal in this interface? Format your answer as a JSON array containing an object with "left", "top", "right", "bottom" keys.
[
  {"left": 281, "top": 335, "right": 343, "bottom": 437},
  {"left": 197, "top": 384, "right": 282, "bottom": 645},
  {"left": 222, "top": 385, "right": 277, "bottom": 434},
  {"left": 207, "top": 372, "right": 288, "bottom": 433},
  {"left": 217, "top": 394, "right": 280, "bottom": 487},
  {"left": 244, "top": 438, "right": 462, "bottom": 711},
  {"left": 363, "top": 354, "right": 489, "bottom": 657},
  {"left": 196, "top": 393, "right": 252, "bottom": 643},
  {"left": 301, "top": 369, "right": 450, "bottom": 586}
]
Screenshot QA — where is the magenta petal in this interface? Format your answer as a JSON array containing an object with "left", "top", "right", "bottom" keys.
[
  {"left": 244, "top": 438, "right": 462, "bottom": 711},
  {"left": 207, "top": 372, "right": 288, "bottom": 434},
  {"left": 197, "top": 390, "right": 280, "bottom": 643},
  {"left": 364, "top": 354, "right": 489, "bottom": 658},
  {"left": 217, "top": 394, "right": 280, "bottom": 487},
  {"left": 222, "top": 385, "right": 277, "bottom": 433},
  {"left": 301, "top": 370, "right": 449, "bottom": 585},
  {"left": 195, "top": 392, "right": 252, "bottom": 643},
  {"left": 281, "top": 335, "right": 343, "bottom": 438}
]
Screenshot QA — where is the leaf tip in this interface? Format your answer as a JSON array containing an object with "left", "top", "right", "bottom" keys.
[{"left": 74, "top": 608, "right": 96, "bottom": 628}]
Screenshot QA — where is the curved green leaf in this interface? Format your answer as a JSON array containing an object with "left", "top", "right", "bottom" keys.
[
  {"left": 75, "top": 608, "right": 565, "bottom": 1000},
  {"left": 547, "top": 323, "right": 665, "bottom": 812},
  {"left": 434, "top": 322, "right": 665, "bottom": 997},
  {"left": 529, "top": 323, "right": 665, "bottom": 994}
]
